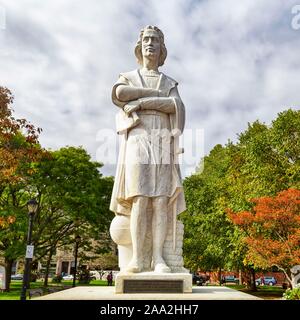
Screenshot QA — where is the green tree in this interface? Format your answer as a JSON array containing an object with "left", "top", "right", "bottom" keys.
[
  {"left": 182, "top": 109, "right": 299, "bottom": 289},
  {"left": 28, "top": 147, "right": 114, "bottom": 286},
  {"left": 0, "top": 86, "right": 43, "bottom": 291}
]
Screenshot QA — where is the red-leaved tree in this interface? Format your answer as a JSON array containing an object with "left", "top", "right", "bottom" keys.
[
  {"left": 0, "top": 86, "right": 43, "bottom": 290},
  {"left": 228, "top": 188, "right": 300, "bottom": 288}
]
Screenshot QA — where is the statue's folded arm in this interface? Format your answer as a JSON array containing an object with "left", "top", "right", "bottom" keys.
[
  {"left": 138, "top": 97, "right": 176, "bottom": 113},
  {"left": 116, "top": 85, "right": 160, "bottom": 102}
]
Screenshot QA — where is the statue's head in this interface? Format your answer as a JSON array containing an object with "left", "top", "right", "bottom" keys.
[{"left": 134, "top": 25, "right": 167, "bottom": 67}]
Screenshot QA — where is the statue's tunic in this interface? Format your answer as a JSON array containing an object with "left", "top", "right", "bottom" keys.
[{"left": 110, "top": 69, "right": 186, "bottom": 217}]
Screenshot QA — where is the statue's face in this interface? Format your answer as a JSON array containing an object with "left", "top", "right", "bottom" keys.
[{"left": 141, "top": 29, "right": 161, "bottom": 62}]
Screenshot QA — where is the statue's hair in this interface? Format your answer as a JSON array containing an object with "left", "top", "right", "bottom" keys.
[{"left": 134, "top": 25, "right": 167, "bottom": 67}]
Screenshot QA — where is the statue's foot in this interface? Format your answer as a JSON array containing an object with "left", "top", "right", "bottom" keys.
[
  {"left": 154, "top": 262, "right": 171, "bottom": 273},
  {"left": 125, "top": 260, "right": 141, "bottom": 273}
]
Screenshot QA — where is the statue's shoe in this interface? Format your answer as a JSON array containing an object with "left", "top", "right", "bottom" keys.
[
  {"left": 125, "top": 263, "right": 141, "bottom": 273},
  {"left": 154, "top": 263, "right": 171, "bottom": 273}
]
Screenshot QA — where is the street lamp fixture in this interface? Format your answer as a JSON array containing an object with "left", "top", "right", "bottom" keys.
[
  {"left": 72, "top": 235, "right": 81, "bottom": 287},
  {"left": 27, "top": 199, "right": 38, "bottom": 215},
  {"left": 20, "top": 198, "right": 38, "bottom": 300}
]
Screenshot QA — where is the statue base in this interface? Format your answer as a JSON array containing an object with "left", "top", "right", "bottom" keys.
[{"left": 115, "top": 272, "right": 192, "bottom": 294}]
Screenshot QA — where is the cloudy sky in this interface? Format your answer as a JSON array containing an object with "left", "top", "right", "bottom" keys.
[{"left": 0, "top": 0, "right": 299, "bottom": 177}]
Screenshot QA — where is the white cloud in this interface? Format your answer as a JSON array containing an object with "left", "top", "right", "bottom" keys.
[{"left": 0, "top": 0, "right": 299, "bottom": 177}]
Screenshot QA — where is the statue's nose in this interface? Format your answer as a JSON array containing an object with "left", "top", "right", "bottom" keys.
[{"left": 147, "top": 37, "right": 155, "bottom": 44}]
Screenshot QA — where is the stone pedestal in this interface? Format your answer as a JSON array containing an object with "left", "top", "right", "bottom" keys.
[{"left": 115, "top": 272, "right": 192, "bottom": 294}]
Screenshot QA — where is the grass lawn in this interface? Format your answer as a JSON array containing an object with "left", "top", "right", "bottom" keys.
[
  {"left": 225, "top": 284, "right": 285, "bottom": 300},
  {"left": 1, "top": 281, "right": 285, "bottom": 300},
  {"left": 0, "top": 279, "right": 110, "bottom": 300}
]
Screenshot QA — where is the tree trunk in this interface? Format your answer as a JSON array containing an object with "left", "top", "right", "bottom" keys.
[
  {"left": 4, "top": 258, "right": 13, "bottom": 292},
  {"left": 244, "top": 269, "right": 252, "bottom": 289},
  {"left": 218, "top": 268, "right": 222, "bottom": 286},
  {"left": 250, "top": 268, "right": 257, "bottom": 292},
  {"left": 238, "top": 269, "right": 242, "bottom": 285},
  {"left": 44, "top": 248, "right": 54, "bottom": 287}
]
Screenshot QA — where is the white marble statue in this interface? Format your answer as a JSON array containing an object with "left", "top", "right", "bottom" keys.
[
  {"left": 291, "top": 265, "right": 300, "bottom": 288},
  {"left": 110, "top": 25, "right": 186, "bottom": 274}
]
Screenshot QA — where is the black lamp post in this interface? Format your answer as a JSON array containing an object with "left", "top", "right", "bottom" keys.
[
  {"left": 72, "top": 235, "right": 81, "bottom": 287},
  {"left": 20, "top": 198, "right": 38, "bottom": 300}
]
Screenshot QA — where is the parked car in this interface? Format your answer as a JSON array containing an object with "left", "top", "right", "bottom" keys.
[
  {"left": 11, "top": 274, "right": 23, "bottom": 280},
  {"left": 255, "top": 276, "right": 277, "bottom": 286},
  {"left": 89, "top": 271, "right": 101, "bottom": 280},
  {"left": 192, "top": 274, "right": 207, "bottom": 286},
  {"left": 223, "top": 275, "right": 239, "bottom": 284},
  {"left": 62, "top": 274, "right": 74, "bottom": 281}
]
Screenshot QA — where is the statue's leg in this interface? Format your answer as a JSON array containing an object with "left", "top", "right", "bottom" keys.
[
  {"left": 152, "top": 196, "right": 171, "bottom": 273},
  {"left": 126, "top": 196, "right": 148, "bottom": 273}
]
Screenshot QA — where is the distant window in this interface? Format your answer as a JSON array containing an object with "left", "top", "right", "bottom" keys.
[
  {"left": 11, "top": 261, "right": 17, "bottom": 274},
  {"left": 61, "top": 261, "right": 69, "bottom": 274}
]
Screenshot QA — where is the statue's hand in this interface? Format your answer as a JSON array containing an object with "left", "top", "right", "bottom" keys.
[{"left": 123, "top": 100, "right": 140, "bottom": 115}]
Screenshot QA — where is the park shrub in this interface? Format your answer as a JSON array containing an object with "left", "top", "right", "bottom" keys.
[
  {"left": 51, "top": 274, "right": 63, "bottom": 283},
  {"left": 283, "top": 287, "right": 300, "bottom": 300},
  {"left": 78, "top": 269, "right": 91, "bottom": 284}
]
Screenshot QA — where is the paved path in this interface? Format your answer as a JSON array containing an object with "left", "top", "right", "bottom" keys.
[{"left": 35, "top": 285, "right": 261, "bottom": 300}]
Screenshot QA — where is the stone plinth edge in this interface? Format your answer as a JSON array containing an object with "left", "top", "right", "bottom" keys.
[{"left": 115, "top": 272, "right": 192, "bottom": 294}]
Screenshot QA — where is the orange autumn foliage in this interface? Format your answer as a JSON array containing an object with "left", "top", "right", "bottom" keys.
[
  {"left": 0, "top": 87, "right": 43, "bottom": 185},
  {"left": 228, "top": 189, "right": 300, "bottom": 270},
  {"left": 0, "top": 215, "right": 16, "bottom": 228},
  {"left": 1, "top": 87, "right": 45, "bottom": 229}
]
